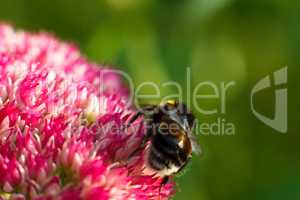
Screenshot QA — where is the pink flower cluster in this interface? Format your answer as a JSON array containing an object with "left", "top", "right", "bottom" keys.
[{"left": 0, "top": 25, "right": 173, "bottom": 200}]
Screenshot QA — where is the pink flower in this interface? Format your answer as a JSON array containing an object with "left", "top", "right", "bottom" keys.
[{"left": 0, "top": 25, "right": 174, "bottom": 199}]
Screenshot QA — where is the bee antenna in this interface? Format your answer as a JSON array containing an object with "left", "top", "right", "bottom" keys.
[{"left": 159, "top": 184, "right": 162, "bottom": 200}]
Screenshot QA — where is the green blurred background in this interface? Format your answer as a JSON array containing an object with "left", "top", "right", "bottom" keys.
[{"left": 0, "top": 0, "right": 299, "bottom": 199}]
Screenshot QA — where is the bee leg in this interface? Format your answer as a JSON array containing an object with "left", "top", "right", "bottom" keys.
[
  {"left": 159, "top": 176, "right": 169, "bottom": 199},
  {"left": 127, "top": 111, "right": 143, "bottom": 126},
  {"left": 141, "top": 127, "right": 152, "bottom": 145},
  {"left": 128, "top": 128, "right": 152, "bottom": 159},
  {"left": 161, "top": 176, "right": 169, "bottom": 185},
  {"left": 125, "top": 105, "right": 156, "bottom": 158},
  {"left": 126, "top": 112, "right": 154, "bottom": 159},
  {"left": 176, "top": 158, "right": 190, "bottom": 174},
  {"left": 126, "top": 104, "right": 157, "bottom": 127},
  {"left": 121, "top": 111, "right": 143, "bottom": 135}
]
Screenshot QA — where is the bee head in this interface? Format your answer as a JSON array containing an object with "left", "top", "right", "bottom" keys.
[{"left": 159, "top": 100, "right": 195, "bottom": 131}]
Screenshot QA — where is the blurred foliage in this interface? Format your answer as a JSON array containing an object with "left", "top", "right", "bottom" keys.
[{"left": 0, "top": 0, "right": 299, "bottom": 199}]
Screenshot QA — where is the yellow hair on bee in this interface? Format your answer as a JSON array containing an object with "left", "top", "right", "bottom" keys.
[{"left": 167, "top": 100, "right": 176, "bottom": 105}]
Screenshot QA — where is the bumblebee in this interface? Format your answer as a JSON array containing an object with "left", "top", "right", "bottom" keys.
[{"left": 129, "top": 100, "right": 201, "bottom": 184}]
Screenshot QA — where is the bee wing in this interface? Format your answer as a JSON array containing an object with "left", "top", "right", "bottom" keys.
[
  {"left": 182, "top": 118, "right": 202, "bottom": 155},
  {"left": 188, "top": 132, "right": 202, "bottom": 155}
]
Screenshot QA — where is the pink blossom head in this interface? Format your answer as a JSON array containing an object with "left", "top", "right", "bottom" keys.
[{"left": 0, "top": 25, "right": 174, "bottom": 200}]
